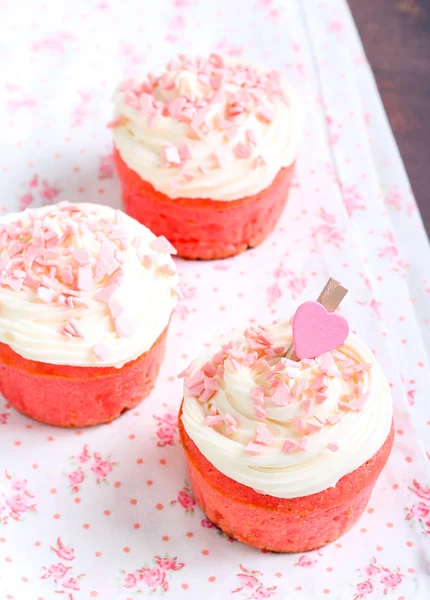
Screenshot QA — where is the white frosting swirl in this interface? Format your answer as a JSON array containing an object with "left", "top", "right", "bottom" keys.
[
  {"left": 112, "top": 55, "right": 303, "bottom": 201},
  {"left": 0, "top": 203, "right": 178, "bottom": 368},
  {"left": 181, "top": 322, "right": 393, "bottom": 498}
]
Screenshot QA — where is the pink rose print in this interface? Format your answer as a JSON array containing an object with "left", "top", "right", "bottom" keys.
[
  {"left": 118, "top": 42, "right": 145, "bottom": 74},
  {"left": 355, "top": 580, "right": 374, "bottom": 596},
  {"left": 0, "top": 471, "right": 37, "bottom": 524},
  {"left": 267, "top": 266, "right": 308, "bottom": 305},
  {"left": 341, "top": 184, "right": 365, "bottom": 216},
  {"left": 153, "top": 407, "right": 179, "bottom": 447},
  {"left": 174, "top": 282, "right": 196, "bottom": 320},
  {"left": 71, "top": 91, "right": 94, "bottom": 128},
  {"left": 378, "top": 231, "right": 407, "bottom": 277},
  {"left": 385, "top": 190, "right": 403, "bottom": 210},
  {"left": 354, "top": 557, "right": 404, "bottom": 599},
  {"left": 380, "top": 572, "right": 403, "bottom": 589},
  {"left": 91, "top": 454, "right": 114, "bottom": 482},
  {"left": 364, "top": 564, "right": 380, "bottom": 577},
  {"left": 98, "top": 152, "right": 116, "bottom": 179},
  {"left": 312, "top": 207, "right": 345, "bottom": 248},
  {"left": 67, "top": 468, "right": 85, "bottom": 492},
  {"left": 405, "top": 479, "right": 430, "bottom": 535},
  {"left": 65, "top": 446, "right": 117, "bottom": 492},
  {"left": 121, "top": 554, "right": 184, "bottom": 594},
  {"left": 326, "top": 115, "right": 341, "bottom": 146},
  {"left": 17, "top": 174, "right": 60, "bottom": 210},
  {"left": 42, "top": 537, "right": 85, "bottom": 599},
  {"left": 51, "top": 537, "right": 75, "bottom": 561},
  {"left": 201, "top": 518, "right": 215, "bottom": 528},
  {"left": 123, "top": 573, "right": 137, "bottom": 588},
  {"left": 140, "top": 568, "right": 168, "bottom": 591},
  {"left": 0, "top": 412, "right": 9, "bottom": 424},
  {"left": 32, "top": 31, "right": 75, "bottom": 53},
  {"left": 6, "top": 96, "right": 37, "bottom": 113},
  {"left": 171, "top": 482, "right": 196, "bottom": 514},
  {"left": 294, "top": 554, "right": 317, "bottom": 568},
  {"left": 232, "top": 565, "right": 277, "bottom": 599},
  {"left": 266, "top": 282, "right": 282, "bottom": 306},
  {"left": 77, "top": 444, "right": 91, "bottom": 464}
]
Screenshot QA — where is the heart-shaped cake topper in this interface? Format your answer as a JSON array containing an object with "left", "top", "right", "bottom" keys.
[{"left": 292, "top": 301, "right": 349, "bottom": 359}]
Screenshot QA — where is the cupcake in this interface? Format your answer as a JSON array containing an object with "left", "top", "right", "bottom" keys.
[
  {"left": 0, "top": 202, "right": 178, "bottom": 427},
  {"left": 111, "top": 54, "right": 303, "bottom": 260},
  {"left": 179, "top": 320, "right": 394, "bottom": 552}
]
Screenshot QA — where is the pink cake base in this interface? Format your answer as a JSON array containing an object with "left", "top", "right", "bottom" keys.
[
  {"left": 179, "top": 406, "right": 394, "bottom": 552},
  {"left": 0, "top": 327, "right": 168, "bottom": 428},
  {"left": 114, "top": 147, "right": 296, "bottom": 260}
]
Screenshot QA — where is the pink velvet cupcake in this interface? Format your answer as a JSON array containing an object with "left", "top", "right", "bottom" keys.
[
  {"left": 111, "top": 54, "right": 303, "bottom": 259},
  {"left": 0, "top": 202, "right": 178, "bottom": 427},
  {"left": 180, "top": 320, "right": 394, "bottom": 552}
]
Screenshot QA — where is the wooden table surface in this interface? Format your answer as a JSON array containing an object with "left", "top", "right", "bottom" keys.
[{"left": 348, "top": 0, "right": 430, "bottom": 236}]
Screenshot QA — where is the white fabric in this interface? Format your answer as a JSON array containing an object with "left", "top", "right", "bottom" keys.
[{"left": 0, "top": 0, "right": 429, "bottom": 599}]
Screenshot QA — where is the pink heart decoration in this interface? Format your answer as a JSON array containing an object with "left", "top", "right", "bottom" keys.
[{"left": 292, "top": 301, "right": 349, "bottom": 359}]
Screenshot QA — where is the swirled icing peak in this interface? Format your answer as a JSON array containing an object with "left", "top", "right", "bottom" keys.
[
  {"left": 0, "top": 202, "right": 178, "bottom": 368},
  {"left": 112, "top": 54, "right": 303, "bottom": 201},
  {"left": 181, "top": 321, "right": 393, "bottom": 498}
]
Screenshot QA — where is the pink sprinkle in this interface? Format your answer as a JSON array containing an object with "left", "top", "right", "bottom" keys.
[
  {"left": 244, "top": 441, "right": 265, "bottom": 455},
  {"left": 150, "top": 236, "right": 177, "bottom": 255},
  {"left": 3, "top": 275, "right": 24, "bottom": 292},
  {"left": 178, "top": 143, "right": 192, "bottom": 161},
  {"left": 203, "top": 415, "right": 224, "bottom": 427},
  {"left": 351, "top": 391, "right": 370, "bottom": 411},
  {"left": 24, "top": 273, "right": 39, "bottom": 289},
  {"left": 94, "top": 283, "right": 117, "bottom": 303},
  {"left": 253, "top": 402, "right": 268, "bottom": 420},
  {"left": 186, "top": 371, "right": 205, "bottom": 390},
  {"left": 96, "top": 244, "right": 118, "bottom": 280},
  {"left": 257, "top": 106, "right": 274, "bottom": 123},
  {"left": 315, "top": 393, "right": 328, "bottom": 405},
  {"left": 224, "top": 413, "right": 238, "bottom": 427},
  {"left": 73, "top": 249, "right": 90, "bottom": 266},
  {"left": 142, "top": 255, "right": 152, "bottom": 269},
  {"left": 316, "top": 353, "right": 339, "bottom": 376},
  {"left": 106, "top": 116, "right": 124, "bottom": 128},
  {"left": 327, "top": 443, "right": 339, "bottom": 452},
  {"left": 68, "top": 318, "right": 85, "bottom": 339},
  {"left": 272, "top": 380, "right": 292, "bottom": 406},
  {"left": 37, "top": 286, "right": 57, "bottom": 303},
  {"left": 77, "top": 264, "right": 93, "bottom": 291},
  {"left": 204, "top": 376, "right": 219, "bottom": 393},
  {"left": 93, "top": 343, "right": 110, "bottom": 360},
  {"left": 338, "top": 400, "right": 354, "bottom": 412},
  {"left": 157, "top": 263, "right": 176, "bottom": 276},
  {"left": 233, "top": 142, "right": 252, "bottom": 159},
  {"left": 108, "top": 296, "right": 123, "bottom": 319},
  {"left": 161, "top": 146, "right": 181, "bottom": 166},
  {"left": 306, "top": 420, "right": 323, "bottom": 432},
  {"left": 115, "top": 315, "right": 135, "bottom": 337},
  {"left": 255, "top": 426, "right": 274, "bottom": 446},
  {"left": 282, "top": 440, "right": 299, "bottom": 454},
  {"left": 202, "top": 361, "right": 218, "bottom": 377},
  {"left": 292, "top": 417, "right": 305, "bottom": 431},
  {"left": 301, "top": 397, "right": 312, "bottom": 416},
  {"left": 252, "top": 155, "right": 266, "bottom": 169},
  {"left": 225, "top": 425, "right": 237, "bottom": 436},
  {"left": 251, "top": 386, "right": 265, "bottom": 403},
  {"left": 212, "top": 351, "right": 225, "bottom": 365},
  {"left": 309, "top": 374, "right": 327, "bottom": 390},
  {"left": 245, "top": 129, "right": 257, "bottom": 145}
]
